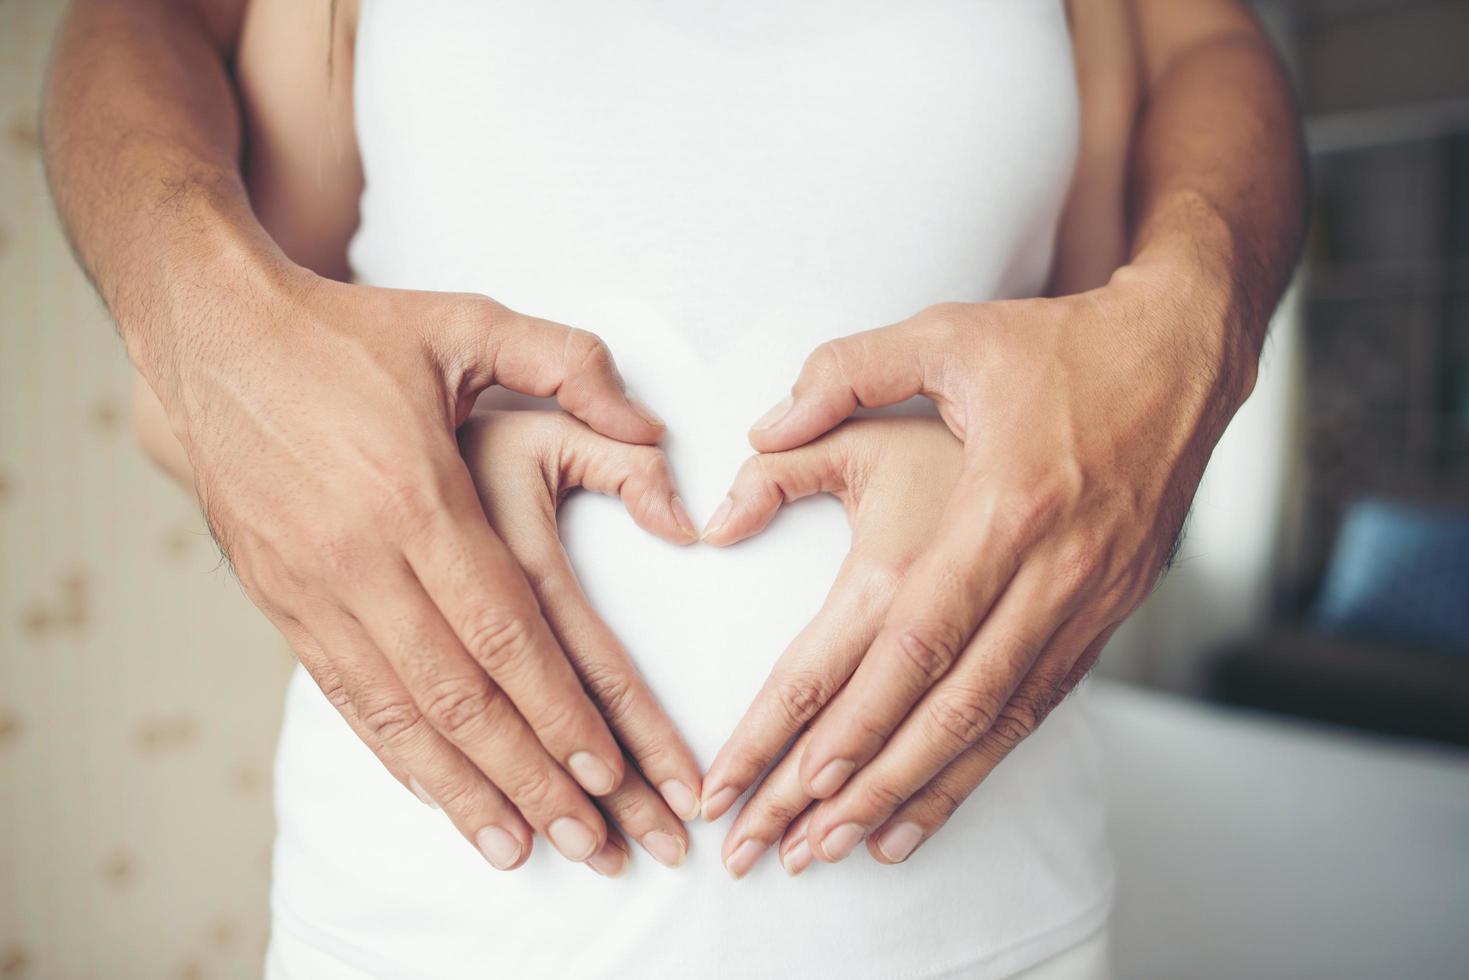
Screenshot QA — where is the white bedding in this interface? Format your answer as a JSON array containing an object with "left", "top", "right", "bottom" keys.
[{"left": 1091, "top": 680, "right": 1469, "bottom": 979}]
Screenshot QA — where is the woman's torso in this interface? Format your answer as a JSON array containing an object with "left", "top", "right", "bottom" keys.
[{"left": 268, "top": 2, "right": 1114, "bottom": 976}]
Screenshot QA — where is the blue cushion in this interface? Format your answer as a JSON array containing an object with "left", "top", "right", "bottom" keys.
[{"left": 1312, "top": 498, "right": 1469, "bottom": 653}]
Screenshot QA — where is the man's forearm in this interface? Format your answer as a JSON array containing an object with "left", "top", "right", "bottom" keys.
[
  {"left": 1122, "top": 2, "right": 1307, "bottom": 410},
  {"left": 43, "top": 0, "right": 278, "bottom": 391}
]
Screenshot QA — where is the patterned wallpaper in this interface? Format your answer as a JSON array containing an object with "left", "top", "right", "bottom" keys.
[{"left": 0, "top": 2, "right": 294, "bottom": 977}]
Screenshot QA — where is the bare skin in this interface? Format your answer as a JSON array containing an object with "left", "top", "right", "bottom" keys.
[
  {"left": 47, "top": 0, "right": 1303, "bottom": 879},
  {"left": 701, "top": 0, "right": 1306, "bottom": 872},
  {"left": 48, "top": 0, "right": 703, "bottom": 872}
]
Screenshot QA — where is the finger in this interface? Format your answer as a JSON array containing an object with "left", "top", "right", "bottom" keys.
[
  {"left": 452, "top": 297, "right": 665, "bottom": 444},
  {"left": 777, "top": 807, "right": 819, "bottom": 878},
  {"left": 796, "top": 474, "right": 1029, "bottom": 798},
  {"left": 596, "top": 764, "right": 691, "bottom": 870},
  {"left": 557, "top": 418, "right": 697, "bottom": 543},
  {"left": 865, "top": 625, "right": 1116, "bottom": 866},
  {"left": 805, "top": 586, "right": 1076, "bottom": 863},
  {"left": 477, "top": 457, "right": 704, "bottom": 827},
  {"left": 400, "top": 472, "right": 630, "bottom": 796},
  {"left": 748, "top": 316, "right": 951, "bottom": 453},
  {"left": 699, "top": 554, "right": 893, "bottom": 822},
  {"left": 349, "top": 567, "right": 613, "bottom": 863},
  {"left": 296, "top": 609, "right": 536, "bottom": 870},
  {"left": 515, "top": 535, "right": 706, "bottom": 825},
  {"left": 269, "top": 613, "right": 414, "bottom": 795},
  {"left": 721, "top": 732, "right": 817, "bottom": 879},
  {"left": 585, "top": 828, "right": 632, "bottom": 878},
  {"left": 700, "top": 438, "right": 846, "bottom": 546}
]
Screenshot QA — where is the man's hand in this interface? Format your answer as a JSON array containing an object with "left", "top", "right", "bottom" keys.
[
  {"left": 44, "top": 0, "right": 709, "bottom": 875},
  {"left": 696, "top": 0, "right": 1306, "bottom": 868},
  {"left": 170, "top": 268, "right": 698, "bottom": 870},
  {"left": 700, "top": 267, "right": 1252, "bottom": 867},
  {"left": 459, "top": 409, "right": 704, "bottom": 873}
]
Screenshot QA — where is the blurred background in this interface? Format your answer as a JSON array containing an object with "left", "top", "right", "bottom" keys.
[{"left": 2, "top": 0, "right": 1467, "bottom": 977}]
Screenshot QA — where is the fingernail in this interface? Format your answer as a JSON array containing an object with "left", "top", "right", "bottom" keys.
[
  {"left": 701, "top": 785, "right": 739, "bottom": 822},
  {"left": 659, "top": 779, "right": 701, "bottom": 822},
  {"left": 476, "top": 826, "right": 523, "bottom": 870},
  {"left": 820, "top": 822, "right": 867, "bottom": 862},
  {"left": 701, "top": 496, "right": 734, "bottom": 541},
  {"left": 408, "top": 777, "right": 439, "bottom": 809},
  {"left": 809, "top": 759, "right": 856, "bottom": 798},
  {"left": 547, "top": 816, "right": 600, "bottom": 862},
  {"left": 670, "top": 496, "right": 698, "bottom": 540},
  {"left": 568, "top": 751, "right": 617, "bottom": 795},
  {"left": 725, "top": 839, "right": 767, "bottom": 879},
  {"left": 783, "top": 838, "right": 814, "bottom": 877},
  {"left": 642, "top": 831, "right": 687, "bottom": 868},
  {"left": 876, "top": 822, "right": 924, "bottom": 863},
  {"left": 752, "top": 395, "right": 794, "bottom": 431},
  {"left": 587, "top": 842, "right": 628, "bottom": 878},
  {"left": 627, "top": 394, "right": 664, "bottom": 428}
]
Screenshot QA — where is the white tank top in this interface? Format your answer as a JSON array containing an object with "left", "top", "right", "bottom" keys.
[{"left": 271, "top": 2, "right": 1114, "bottom": 977}]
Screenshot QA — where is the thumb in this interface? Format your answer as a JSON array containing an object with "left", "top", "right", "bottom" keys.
[
  {"left": 748, "top": 317, "right": 939, "bottom": 453},
  {"left": 702, "top": 437, "right": 848, "bottom": 547},
  {"left": 452, "top": 296, "right": 666, "bottom": 445}
]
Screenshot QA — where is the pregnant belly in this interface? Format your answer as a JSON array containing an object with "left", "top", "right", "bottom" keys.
[
  {"left": 559, "top": 456, "right": 849, "bottom": 765},
  {"left": 515, "top": 322, "right": 863, "bottom": 763},
  {"left": 271, "top": 344, "right": 1113, "bottom": 979}
]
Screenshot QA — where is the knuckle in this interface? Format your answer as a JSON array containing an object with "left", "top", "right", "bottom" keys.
[
  {"left": 772, "top": 671, "right": 831, "bottom": 729},
  {"left": 317, "top": 675, "right": 354, "bottom": 713},
  {"left": 1056, "top": 538, "right": 1106, "bottom": 598},
  {"left": 921, "top": 775, "right": 970, "bottom": 819},
  {"left": 748, "top": 454, "right": 791, "bottom": 500},
  {"left": 921, "top": 302, "right": 969, "bottom": 344},
  {"left": 454, "top": 293, "right": 516, "bottom": 341},
  {"left": 604, "top": 788, "right": 662, "bottom": 830},
  {"left": 243, "top": 550, "right": 304, "bottom": 602},
  {"left": 993, "top": 492, "right": 1052, "bottom": 553},
  {"left": 626, "top": 446, "right": 674, "bottom": 502},
  {"left": 747, "top": 451, "right": 777, "bottom": 481},
  {"left": 428, "top": 774, "right": 480, "bottom": 814},
  {"left": 421, "top": 677, "right": 496, "bottom": 740},
  {"left": 461, "top": 609, "right": 537, "bottom": 674},
  {"left": 809, "top": 338, "right": 841, "bottom": 369},
  {"left": 992, "top": 694, "right": 1045, "bottom": 747},
  {"left": 456, "top": 292, "right": 499, "bottom": 324},
  {"left": 926, "top": 687, "right": 1002, "bottom": 748},
  {"left": 359, "top": 698, "right": 427, "bottom": 749},
  {"left": 848, "top": 705, "right": 894, "bottom": 749},
  {"left": 806, "top": 338, "right": 849, "bottom": 384},
  {"left": 847, "top": 557, "right": 903, "bottom": 603},
  {"left": 516, "top": 555, "right": 560, "bottom": 596},
  {"left": 894, "top": 622, "right": 964, "bottom": 683},
  {"left": 631, "top": 444, "right": 671, "bottom": 478},
  {"left": 500, "top": 762, "right": 558, "bottom": 808},
  {"left": 567, "top": 328, "right": 615, "bottom": 374},
  {"left": 578, "top": 661, "right": 638, "bottom": 723},
  {"left": 755, "top": 795, "right": 805, "bottom": 828},
  {"left": 374, "top": 480, "right": 438, "bottom": 542},
  {"left": 313, "top": 532, "right": 362, "bottom": 582},
  {"left": 986, "top": 711, "right": 1035, "bottom": 752},
  {"left": 724, "top": 745, "right": 773, "bottom": 787},
  {"left": 858, "top": 780, "right": 908, "bottom": 814}
]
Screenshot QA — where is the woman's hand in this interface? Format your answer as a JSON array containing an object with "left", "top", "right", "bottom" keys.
[
  {"left": 702, "top": 271, "right": 1250, "bottom": 873},
  {"left": 700, "top": 417, "right": 972, "bottom": 875},
  {"left": 457, "top": 409, "right": 705, "bottom": 875}
]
